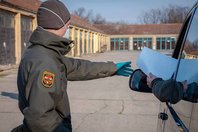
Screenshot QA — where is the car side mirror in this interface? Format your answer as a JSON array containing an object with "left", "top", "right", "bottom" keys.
[{"left": 129, "top": 69, "right": 152, "bottom": 93}]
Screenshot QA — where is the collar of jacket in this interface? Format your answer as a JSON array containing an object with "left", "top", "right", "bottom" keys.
[{"left": 29, "top": 27, "right": 73, "bottom": 55}]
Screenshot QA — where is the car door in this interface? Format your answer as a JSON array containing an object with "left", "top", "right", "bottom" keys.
[{"left": 157, "top": 2, "right": 198, "bottom": 132}]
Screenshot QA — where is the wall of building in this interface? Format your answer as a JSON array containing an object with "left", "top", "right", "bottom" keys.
[{"left": 67, "top": 25, "right": 109, "bottom": 57}]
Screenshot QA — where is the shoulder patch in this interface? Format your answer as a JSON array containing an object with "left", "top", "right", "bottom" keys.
[{"left": 42, "top": 71, "right": 55, "bottom": 88}]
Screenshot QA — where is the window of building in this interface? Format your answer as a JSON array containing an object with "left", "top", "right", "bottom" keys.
[
  {"left": 133, "top": 37, "right": 152, "bottom": 50},
  {"left": 162, "top": 38, "right": 166, "bottom": 49},
  {"left": 110, "top": 38, "right": 114, "bottom": 50},
  {"left": 0, "top": 10, "right": 14, "bottom": 28},
  {"left": 21, "top": 16, "right": 33, "bottom": 31},
  {"left": 120, "top": 38, "right": 124, "bottom": 50},
  {"left": 115, "top": 38, "right": 119, "bottom": 50},
  {"left": 110, "top": 37, "right": 129, "bottom": 50},
  {"left": 171, "top": 37, "right": 176, "bottom": 49},
  {"left": 166, "top": 38, "right": 171, "bottom": 49},
  {"left": 156, "top": 37, "right": 177, "bottom": 50},
  {"left": 0, "top": 14, "right": 4, "bottom": 27}
]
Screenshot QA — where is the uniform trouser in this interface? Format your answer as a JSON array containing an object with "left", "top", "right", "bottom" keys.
[
  {"left": 11, "top": 124, "right": 71, "bottom": 132},
  {"left": 11, "top": 120, "right": 31, "bottom": 132},
  {"left": 11, "top": 122, "right": 72, "bottom": 132},
  {"left": 11, "top": 115, "right": 72, "bottom": 132}
]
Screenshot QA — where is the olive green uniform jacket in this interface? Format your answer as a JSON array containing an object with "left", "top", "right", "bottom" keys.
[
  {"left": 17, "top": 27, "right": 117, "bottom": 132},
  {"left": 151, "top": 78, "right": 184, "bottom": 104}
]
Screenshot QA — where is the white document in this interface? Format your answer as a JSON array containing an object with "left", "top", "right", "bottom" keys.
[{"left": 136, "top": 47, "right": 198, "bottom": 83}]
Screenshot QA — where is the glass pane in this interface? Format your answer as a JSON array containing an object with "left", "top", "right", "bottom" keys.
[
  {"left": 111, "top": 41, "right": 114, "bottom": 50},
  {"left": 177, "top": 8, "right": 198, "bottom": 102},
  {"left": 167, "top": 41, "right": 170, "bottom": 50},
  {"left": 172, "top": 41, "right": 176, "bottom": 49},
  {"left": 182, "top": 9, "right": 198, "bottom": 59},
  {"left": 115, "top": 41, "right": 119, "bottom": 50},
  {"left": 162, "top": 41, "right": 165, "bottom": 50},
  {"left": 0, "top": 14, "right": 4, "bottom": 27},
  {"left": 133, "top": 40, "right": 138, "bottom": 50},
  {"left": 120, "top": 40, "right": 124, "bottom": 50},
  {"left": 177, "top": 7, "right": 198, "bottom": 132},
  {"left": 156, "top": 41, "right": 161, "bottom": 50},
  {"left": 125, "top": 41, "right": 129, "bottom": 50},
  {"left": 138, "top": 41, "right": 143, "bottom": 50},
  {"left": 148, "top": 41, "right": 152, "bottom": 48}
]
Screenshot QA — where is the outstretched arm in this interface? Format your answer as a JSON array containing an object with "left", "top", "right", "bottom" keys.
[{"left": 62, "top": 57, "right": 117, "bottom": 81}]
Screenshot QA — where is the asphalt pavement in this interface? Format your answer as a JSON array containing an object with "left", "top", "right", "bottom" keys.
[{"left": 0, "top": 51, "right": 160, "bottom": 132}]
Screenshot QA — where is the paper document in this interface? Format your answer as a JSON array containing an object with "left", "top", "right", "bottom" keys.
[{"left": 136, "top": 47, "right": 198, "bottom": 83}]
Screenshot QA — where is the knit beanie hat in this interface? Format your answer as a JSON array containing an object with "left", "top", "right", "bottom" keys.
[{"left": 37, "top": 0, "right": 71, "bottom": 29}]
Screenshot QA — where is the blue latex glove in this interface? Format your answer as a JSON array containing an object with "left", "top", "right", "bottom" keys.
[{"left": 116, "top": 61, "right": 133, "bottom": 77}]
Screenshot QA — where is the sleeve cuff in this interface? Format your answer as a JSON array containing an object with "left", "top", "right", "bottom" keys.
[{"left": 151, "top": 78, "right": 163, "bottom": 87}]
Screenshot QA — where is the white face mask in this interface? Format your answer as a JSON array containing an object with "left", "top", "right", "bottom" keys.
[{"left": 63, "top": 28, "right": 70, "bottom": 39}]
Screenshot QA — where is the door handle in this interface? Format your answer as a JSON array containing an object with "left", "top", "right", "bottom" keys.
[{"left": 158, "top": 112, "right": 168, "bottom": 121}]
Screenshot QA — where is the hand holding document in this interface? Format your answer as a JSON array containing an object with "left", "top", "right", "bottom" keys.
[{"left": 136, "top": 47, "right": 198, "bottom": 84}]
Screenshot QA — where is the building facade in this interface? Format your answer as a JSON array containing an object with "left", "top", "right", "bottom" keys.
[
  {"left": 67, "top": 15, "right": 109, "bottom": 57},
  {"left": 0, "top": 0, "right": 182, "bottom": 65},
  {"left": 95, "top": 24, "right": 182, "bottom": 51}
]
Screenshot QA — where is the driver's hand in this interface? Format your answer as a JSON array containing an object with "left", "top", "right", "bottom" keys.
[
  {"left": 181, "top": 80, "right": 188, "bottom": 92},
  {"left": 147, "top": 73, "right": 157, "bottom": 88}
]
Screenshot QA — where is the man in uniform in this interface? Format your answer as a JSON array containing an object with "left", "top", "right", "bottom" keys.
[{"left": 12, "top": 0, "right": 132, "bottom": 131}]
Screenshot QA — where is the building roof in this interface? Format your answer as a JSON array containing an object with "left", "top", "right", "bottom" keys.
[
  {"left": 71, "top": 15, "right": 104, "bottom": 34},
  {"left": 94, "top": 23, "right": 182, "bottom": 35},
  {"left": 1, "top": 0, "right": 41, "bottom": 13}
]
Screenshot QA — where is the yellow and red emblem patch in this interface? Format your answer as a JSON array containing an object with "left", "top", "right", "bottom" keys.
[{"left": 42, "top": 71, "right": 55, "bottom": 88}]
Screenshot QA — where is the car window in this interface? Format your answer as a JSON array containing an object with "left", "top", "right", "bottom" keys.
[
  {"left": 182, "top": 8, "right": 198, "bottom": 60},
  {"left": 176, "top": 6, "right": 198, "bottom": 103},
  {"left": 169, "top": 6, "right": 198, "bottom": 132},
  {"left": 177, "top": 7, "right": 198, "bottom": 89},
  {"left": 176, "top": 6, "right": 198, "bottom": 131}
]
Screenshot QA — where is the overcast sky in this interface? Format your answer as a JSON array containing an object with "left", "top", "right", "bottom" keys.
[{"left": 40, "top": 0, "right": 196, "bottom": 24}]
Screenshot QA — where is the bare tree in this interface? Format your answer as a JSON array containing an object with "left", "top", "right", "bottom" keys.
[
  {"left": 92, "top": 13, "right": 106, "bottom": 24},
  {"left": 73, "top": 7, "right": 86, "bottom": 18},
  {"left": 139, "top": 5, "right": 190, "bottom": 24},
  {"left": 139, "top": 9, "right": 162, "bottom": 24},
  {"left": 84, "top": 10, "right": 94, "bottom": 21},
  {"left": 73, "top": 7, "right": 128, "bottom": 25},
  {"left": 73, "top": 7, "right": 106, "bottom": 24}
]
